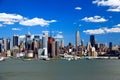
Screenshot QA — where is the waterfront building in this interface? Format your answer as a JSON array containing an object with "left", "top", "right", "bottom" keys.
[
  {"left": 87, "top": 42, "right": 92, "bottom": 56},
  {"left": 13, "top": 35, "right": 18, "bottom": 47},
  {"left": 19, "top": 40, "right": 25, "bottom": 52},
  {"left": 42, "top": 32, "right": 48, "bottom": 58},
  {"left": 38, "top": 49, "right": 44, "bottom": 58},
  {"left": 32, "top": 39, "right": 38, "bottom": 58},
  {"left": 48, "top": 37, "right": 52, "bottom": 57},
  {"left": 12, "top": 46, "right": 19, "bottom": 57},
  {"left": 90, "top": 35, "right": 95, "bottom": 47}
]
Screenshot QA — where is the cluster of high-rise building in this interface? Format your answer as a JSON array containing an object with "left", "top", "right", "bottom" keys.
[
  {"left": 0, "top": 29, "right": 120, "bottom": 60},
  {"left": 0, "top": 31, "right": 62, "bottom": 59}
]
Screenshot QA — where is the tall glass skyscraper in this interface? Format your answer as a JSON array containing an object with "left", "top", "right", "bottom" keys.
[
  {"left": 42, "top": 32, "right": 48, "bottom": 58},
  {"left": 90, "top": 35, "right": 95, "bottom": 47},
  {"left": 76, "top": 29, "right": 80, "bottom": 47},
  {"left": 13, "top": 35, "right": 18, "bottom": 47},
  {"left": 25, "top": 32, "right": 31, "bottom": 50},
  {"left": 6, "top": 38, "right": 11, "bottom": 50}
]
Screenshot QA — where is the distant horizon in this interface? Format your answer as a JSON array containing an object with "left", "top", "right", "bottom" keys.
[{"left": 0, "top": 0, "right": 120, "bottom": 46}]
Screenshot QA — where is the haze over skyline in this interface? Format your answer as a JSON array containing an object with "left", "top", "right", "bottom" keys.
[{"left": 0, "top": 0, "right": 120, "bottom": 46}]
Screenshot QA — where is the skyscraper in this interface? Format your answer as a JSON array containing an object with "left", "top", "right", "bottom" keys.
[
  {"left": 109, "top": 42, "right": 112, "bottom": 50},
  {"left": 81, "top": 39, "right": 84, "bottom": 47},
  {"left": 90, "top": 35, "right": 95, "bottom": 47},
  {"left": 0, "top": 38, "right": 3, "bottom": 53},
  {"left": 76, "top": 29, "right": 80, "bottom": 47},
  {"left": 13, "top": 35, "right": 18, "bottom": 47},
  {"left": 6, "top": 38, "right": 11, "bottom": 50},
  {"left": 52, "top": 40, "right": 56, "bottom": 58},
  {"left": 42, "top": 32, "right": 48, "bottom": 58},
  {"left": 25, "top": 32, "right": 31, "bottom": 50},
  {"left": 48, "top": 37, "right": 53, "bottom": 58},
  {"left": 55, "top": 41, "right": 59, "bottom": 56},
  {"left": 61, "top": 40, "right": 64, "bottom": 48}
]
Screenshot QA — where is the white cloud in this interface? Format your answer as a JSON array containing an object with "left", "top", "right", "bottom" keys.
[
  {"left": 0, "top": 13, "right": 24, "bottom": 25},
  {"left": 83, "top": 25, "right": 120, "bottom": 34},
  {"left": 82, "top": 16, "right": 107, "bottom": 22},
  {"left": 115, "top": 24, "right": 120, "bottom": 27},
  {"left": 83, "top": 28, "right": 105, "bottom": 34},
  {"left": 0, "top": 13, "right": 57, "bottom": 27},
  {"left": 54, "top": 34, "right": 63, "bottom": 39},
  {"left": 20, "top": 18, "right": 57, "bottom": 27},
  {"left": 104, "top": 27, "right": 120, "bottom": 33},
  {"left": 19, "top": 35, "right": 25, "bottom": 38},
  {"left": 12, "top": 28, "right": 21, "bottom": 31},
  {"left": 93, "top": 0, "right": 120, "bottom": 12},
  {"left": 42, "top": 31, "right": 49, "bottom": 33},
  {"left": 75, "top": 7, "right": 82, "bottom": 10}
]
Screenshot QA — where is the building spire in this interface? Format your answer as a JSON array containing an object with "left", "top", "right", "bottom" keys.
[{"left": 76, "top": 24, "right": 80, "bottom": 47}]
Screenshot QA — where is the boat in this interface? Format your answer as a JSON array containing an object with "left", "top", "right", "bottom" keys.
[{"left": 0, "top": 57, "right": 5, "bottom": 61}]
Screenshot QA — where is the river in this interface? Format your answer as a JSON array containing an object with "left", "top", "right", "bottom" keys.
[{"left": 0, "top": 59, "right": 120, "bottom": 80}]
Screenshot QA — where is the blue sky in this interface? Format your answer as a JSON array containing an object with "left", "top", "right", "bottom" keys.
[{"left": 0, "top": 0, "right": 120, "bottom": 46}]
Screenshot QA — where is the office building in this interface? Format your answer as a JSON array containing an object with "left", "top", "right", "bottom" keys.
[
  {"left": 39, "top": 39, "right": 43, "bottom": 49},
  {"left": 109, "top": 42, "right": 112, "bottom": 50},
  {"left": 25, "top": 32, "right": 31, "bottom": 50},
  {"left": 6, "top": 38, "right": 11, "bottom": 50},
  {"left": 55, "top": 41, "right": 59, "bottom": 56},
  {"left": 42, "top": 32, "right": 48, "bottom": 58},
  {"left": 61, "top": 40, "right": 64, "bottom": 48},
  {"left": 13, "top": 35, "right": 18, "bottom": 47},
  {"left": 48, "top": 37, "right": 53, "bottom": 57},
  {"left": 90, "top": 35, "right": 95, "bottom": 47},
  {"left": 52, "top": 40, "right": 56, "bottom": 58},
  {"left": 76, "top": 29, "right": 80, "bottom": 47}
]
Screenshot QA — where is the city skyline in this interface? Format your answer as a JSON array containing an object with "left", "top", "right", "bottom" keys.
[{"left": 0, "top": 0, "right": 120, "bottom": 45}]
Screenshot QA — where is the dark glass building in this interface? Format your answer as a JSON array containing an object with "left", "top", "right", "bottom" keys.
[
  {"left": 6, "top": 38, "right": 11, "bottom": 50},
  {"left": 13, "top": 35, "right": 18, "bottom": 47},
  {"left": 90, "top": 35, "right": 95, "bottom": 47}
]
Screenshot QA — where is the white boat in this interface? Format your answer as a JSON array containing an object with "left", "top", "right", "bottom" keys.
[{"left": 0, "top": 57, "right": 5, "bottom": 61}]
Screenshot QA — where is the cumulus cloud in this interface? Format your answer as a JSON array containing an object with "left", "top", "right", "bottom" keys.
[
  {"left": 54, "top": 34, "right": 63, "bottom": 39},
  {"left": 19, "top": 18, "right": 57, "bottom": 27},
  {"left": 75, "top": 7, "right": 82, "bottom": 10},
  {"left": 115, "top": 24, "right": 120, "bottom": 27},
  {"left": 93, "top": 0, "right": 120, "bottom": 12},
  {"left": 104, "top": 27, "right": 120, "bottom": 33},
  {"left": 19, "top": 35, "right": 25, "bottom": 38},
  {"left": 0, "top": 13, "right": 57, "bottom": 27},
  {"left": 83, "top": 24, "right": 120, "bottom": 34},
  {"left": 83, "top": 28, "right": 105, "bottom": 34},
  {"left": 82, "top": 16, "right": 107, "bottom": 22},
  {"left": 12, "top": 28, "right": 21, "bottom": 31},
  {"left": 0, "top": 13, "right": 24, "bottom": 25}
]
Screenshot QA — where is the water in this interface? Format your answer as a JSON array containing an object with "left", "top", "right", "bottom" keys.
[{"left": 0, "top": 59, "right": 120, "bottom": 80}]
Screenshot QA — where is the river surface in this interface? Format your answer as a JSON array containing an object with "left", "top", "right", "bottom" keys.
[{"left": 0, "top": 59, "right": 120, "bottom": 80}]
